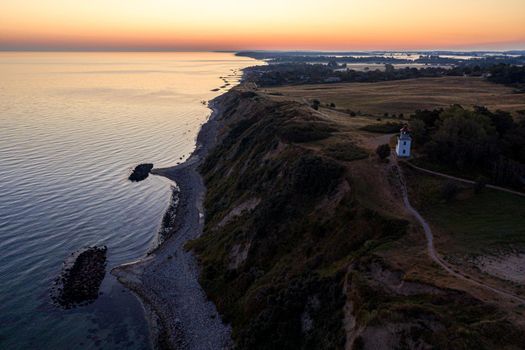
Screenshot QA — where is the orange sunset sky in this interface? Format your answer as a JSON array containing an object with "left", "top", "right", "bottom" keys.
[{"left": 1, "top": 0, "right": 524, "bottom": 51}]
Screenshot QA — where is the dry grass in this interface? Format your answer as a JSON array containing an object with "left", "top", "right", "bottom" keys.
[
  {"left": 258, "top": 81, "right": 525, "bottom": 318},
  {"left": 264, "top": 77, "right": 525, "bottom": 117}
]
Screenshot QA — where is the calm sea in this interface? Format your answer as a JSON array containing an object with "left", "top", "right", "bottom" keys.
[{"left": 0, "top": 52, "right": 255, "bottom": 349}]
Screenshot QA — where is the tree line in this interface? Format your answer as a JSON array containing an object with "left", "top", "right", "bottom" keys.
[
  {"left": 245, "top": 63, "right": 525, "bottom": 90},
  {"left": 410, "top": 106, "right": 525, "bottom": 189}
]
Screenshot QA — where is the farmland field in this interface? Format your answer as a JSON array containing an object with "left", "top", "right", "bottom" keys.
[{"left": 266, "top": 76, "right": 525, "bottom": 117}]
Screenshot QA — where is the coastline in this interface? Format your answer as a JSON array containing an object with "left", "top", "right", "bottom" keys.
[{"left": 111, "top": 99, "right": 231, "bottom": 349}]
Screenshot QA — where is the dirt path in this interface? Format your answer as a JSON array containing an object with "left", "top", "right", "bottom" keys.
[
  {"left": 402, "top": 160, "right": 525, "bottom": 197},
  {"left": 392, "top": 158, "right": 525, "bottom": 305}
]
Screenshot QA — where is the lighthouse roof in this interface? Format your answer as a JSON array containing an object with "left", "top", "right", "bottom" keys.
[
  {"left": 399, "top": 125, "right": 412, "bottom": 140},
  {"left": 399, "top": 132, "right": 412, "bottom": 140}
]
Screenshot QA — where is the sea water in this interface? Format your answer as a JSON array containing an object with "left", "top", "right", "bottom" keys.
[{"left": 0, "top": 52, "right": 255, "bottom": 349}]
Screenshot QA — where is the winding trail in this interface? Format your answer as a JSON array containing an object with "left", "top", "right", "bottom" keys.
[
  {"left": 393, "top": 159, "right": 525, "bottom": 305},
  {"left": 402, "top": 160, "right": 525, "bottom": 198}
]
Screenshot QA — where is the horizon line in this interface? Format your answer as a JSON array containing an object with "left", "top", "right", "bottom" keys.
[{"left": 1, "top": 48, "right": 524, "bottom": 53}]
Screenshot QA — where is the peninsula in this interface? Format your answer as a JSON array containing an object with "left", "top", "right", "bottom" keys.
[{"left": 114, "top": 54, "right": 525, "bottom": 349}]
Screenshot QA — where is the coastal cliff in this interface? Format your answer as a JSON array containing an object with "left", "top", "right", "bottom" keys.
[
  {"left": 188, "top": 87, "right": 525, "bottom": 349},
  {"left": 113, "top": 84, "right": 525, "bottom": 350}
]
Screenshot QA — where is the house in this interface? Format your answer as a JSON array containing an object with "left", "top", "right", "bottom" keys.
[{"left": 396, "top": 125, "right": 412, "bottom": 157}]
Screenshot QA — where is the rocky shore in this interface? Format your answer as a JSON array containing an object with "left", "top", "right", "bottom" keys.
[{"left": 112, "top": 100, "right": 231, "bottom": 350}]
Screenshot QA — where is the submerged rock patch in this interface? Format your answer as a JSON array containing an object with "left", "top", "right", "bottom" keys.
[{"left": 51, "top": 246, "right": 107, "bottom": 309}]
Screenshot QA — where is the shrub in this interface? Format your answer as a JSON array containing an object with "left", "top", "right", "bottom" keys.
[
  {"left": 361, "top": 122, "right": 403, "bottom": 134},
  {"left": 279, "top": 122, "right": 334, "bottom": 143},
  {"left": 376, "top": 144, "right": 391, "bottom": 160},
  {"left": 290, "top": 154, "right": 344, "bottom": 197}
]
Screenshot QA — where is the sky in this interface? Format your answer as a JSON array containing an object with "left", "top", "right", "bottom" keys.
[{"left": 1, "top": 0, "right": 524, "bottom": 51}]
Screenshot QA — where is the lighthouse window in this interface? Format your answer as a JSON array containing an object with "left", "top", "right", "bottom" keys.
[
  {"left": 403, "top": 150, "right": 406, "bottom": 154},
  {"left": 403, "top": 141, "right": 406, "bottom": 146}
]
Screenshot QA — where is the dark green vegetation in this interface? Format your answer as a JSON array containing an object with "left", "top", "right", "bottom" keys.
[
  {"left": 375, "top": 144, "right": 391, "bottom": 160},
  {"left": 129, "top": 163, "right": 153, "bottom": 182},
  {"left": 409, "top": 105, "right": 525, "bottom": 190},
  {"left": 404, "top": 166, "right": 525, "bottom": 255},
  {"left": 488, "top": 63, "right": 525, "bottom": 89},
  {"left": 244, "top": 57, "right": 525, "bottom": 90},
  {"left": 190, "top": 90, "right": 407, "bottom": 349},
  {"left": 189, "top": 89, "right": 525, "bottom": 349},
  {"left": 361, "top": 122, "right": 403, "bottom": 134}
]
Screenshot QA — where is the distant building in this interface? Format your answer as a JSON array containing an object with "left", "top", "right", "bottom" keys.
[{"left": 396, "top": 125, "right": 412, "bottom": 157}]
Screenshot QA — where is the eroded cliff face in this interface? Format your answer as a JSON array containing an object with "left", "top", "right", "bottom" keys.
[{"left": 188, "top": 87, "right": 525, "bottom": 349}]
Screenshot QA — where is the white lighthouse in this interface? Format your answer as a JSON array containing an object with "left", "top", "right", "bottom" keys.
[{"left": 395, "top": 125, "right": 412, "bottom": 158}]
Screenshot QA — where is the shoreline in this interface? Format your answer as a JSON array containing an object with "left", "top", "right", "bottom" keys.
[{"left": 111, "top": 99, "right": 232, "bottom": 349}]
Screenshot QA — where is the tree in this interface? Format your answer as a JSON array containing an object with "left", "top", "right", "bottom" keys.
[
  {"left": 409, "top": 119, "right": 427, "bottom": 145},
  {"left": 376, "top": 144, "right": 391, "bottom": 160},
  {"left": 431, "top": 108, "right": 494, "bottom": 168},
  {"left": 327, "top": 60, "right": 338, "bottom": 68},
  {"left": 311, "top": 99, "right": 320, "bottom": 110},
  {"left": 489, "top": 110, "right": 515, "bottom": 136}
]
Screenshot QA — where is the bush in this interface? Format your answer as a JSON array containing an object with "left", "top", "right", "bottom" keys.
[
  {"left": 409, "top": 119, "right": 427, "bottom": 145},
  {"left": 290, "top": 154, "right": 344, "bottom": 197},
  {"left": 361, "top": 122, "right": 403, "bottom": 134},
  {"left": 278, "top": 122, "right": 334, "bottom": 143},
  {"left": 376, "top": 144, "right": 391, "bottom": 160}
]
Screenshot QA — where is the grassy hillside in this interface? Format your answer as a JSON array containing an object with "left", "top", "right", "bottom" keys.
[
  {"left": 404, "top": 167, "right": 525, "bottom": 255},
  {"left": 402, "top": 164, "right": 525, "bottom": 299},
  {"left": 188, "top": 88, "right": 525, "bottom": 349}
]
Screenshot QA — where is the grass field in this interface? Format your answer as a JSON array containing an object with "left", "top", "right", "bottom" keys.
[
  {"left": 265, "top": 76, "right": 525, "bottom": 117},
  {"left": 403, "top": 165, "right": 525, "bottom": 256}
]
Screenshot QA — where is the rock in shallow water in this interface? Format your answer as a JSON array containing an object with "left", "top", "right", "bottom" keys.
[
  {"left": 51, "top": 246, "right": 107, "bottom": 309},
  {"left": 129, "top": 163, "right": 153, "bottom": 182}
]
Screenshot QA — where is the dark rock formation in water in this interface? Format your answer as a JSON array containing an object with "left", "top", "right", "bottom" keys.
[
  {"left": 51, "top": 246, "right": 107, "bottom": 309},
  {"left": 157, "top": 186, "right": 180, "bottom": 245},
  {"left": 129, "top": 163, "right": 153, "bottom": 182}
]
